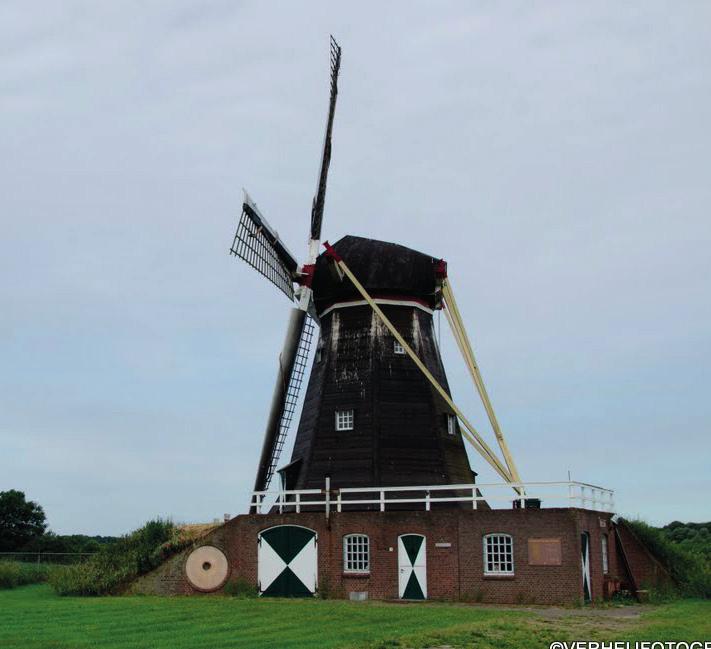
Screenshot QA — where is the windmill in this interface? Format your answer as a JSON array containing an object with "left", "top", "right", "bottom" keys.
[{"left": 231, "top": 38, "right": 522, "bottom": 508}]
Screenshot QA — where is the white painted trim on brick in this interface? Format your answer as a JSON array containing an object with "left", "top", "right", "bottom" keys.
[{"left": 319, "top": 298, "right": 434, "bottom": 318}]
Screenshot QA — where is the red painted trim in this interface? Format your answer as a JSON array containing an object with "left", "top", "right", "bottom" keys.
[
  {"left": 322, "top": 241, "right": 343, "bottom": 262},
  {"left": 434, "top": 258, "right": 448, "bottom": 279},
  {"left": 296, "top": 264, "right": 316, "bottom": 287}
]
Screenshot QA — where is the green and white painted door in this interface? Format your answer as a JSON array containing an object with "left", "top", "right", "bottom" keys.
[
  {"left": 581, "top": 531, "right": 591, "bottom": 602},
  {"left": 258, "top": 525, "right": 317, "bottom": 597},
  {"left": 398, "top": 534, "right": 427, "bottom": 599}
]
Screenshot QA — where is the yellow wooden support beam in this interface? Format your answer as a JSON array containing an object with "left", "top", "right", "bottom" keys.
[
  {"left": 441, "top": 279, "right": 523, "bottom": 485},
  {"left": 325, "top": 247, "right": 514, "bottom": 484}
]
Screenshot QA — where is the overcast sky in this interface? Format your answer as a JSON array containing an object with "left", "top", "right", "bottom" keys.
[{"left": 1, "top": 2, "right": 709, "bottom": 535}]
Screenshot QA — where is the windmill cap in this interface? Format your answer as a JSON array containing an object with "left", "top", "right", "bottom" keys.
[{"left": 312, "top": 235, "right": 445, "bottom": 313}]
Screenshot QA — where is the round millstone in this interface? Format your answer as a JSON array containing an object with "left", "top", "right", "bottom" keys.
[{"left": 185, "top": 546, "right": 229, "bottom": 592}]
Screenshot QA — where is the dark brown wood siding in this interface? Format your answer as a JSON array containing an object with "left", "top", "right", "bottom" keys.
[{"left": 287, "top": 303, "right": 475, "bottom": 492}]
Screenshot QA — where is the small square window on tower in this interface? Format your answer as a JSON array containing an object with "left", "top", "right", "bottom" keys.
[
  {"left": 393, "top": 339, "right": 405, "bottom": 355},
  {"left": 447, "top": 414, "right": 457, "bottom": 435},
  {"left": 335, "top": 409, "right": 354, "bottom": 431}
]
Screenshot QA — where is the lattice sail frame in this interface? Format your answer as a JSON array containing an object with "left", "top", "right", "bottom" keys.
[
  {"left": 233, "top": 38, "right": 341, "bottom": 496},
  {"left": 263, "top": 314, "right": 316, "bottom": 489},
  {"left": 230, "top": 200, "right": 298, "bottom": 301},
  {"left": 310, "top": 36, "right": 342, "bottom": 241}
]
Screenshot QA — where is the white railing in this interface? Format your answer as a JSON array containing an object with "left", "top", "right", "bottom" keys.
[{"left": 248, "top": 481, "right": 614, "bottom": 514}]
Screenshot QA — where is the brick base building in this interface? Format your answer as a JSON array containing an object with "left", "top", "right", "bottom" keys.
[{"left": 132, "top": 506, "right": 638, "bottom": 605}]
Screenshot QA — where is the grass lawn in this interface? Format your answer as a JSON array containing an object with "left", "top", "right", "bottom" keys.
[{"left": 0, "top": 585, "right": 708, "bottom": 649}]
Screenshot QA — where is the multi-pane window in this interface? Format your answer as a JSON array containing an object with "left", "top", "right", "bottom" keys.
[
  {"left": 344, "top": 534, "right": 370, "bottom": 572},
  {"left": 483, "top": 534, "right": 514, "bottom": 575},
  {"left": 335, "top": 409, "right": 354, "bottom": 431},
  {"left": 393, "top": 340, "right": 405, "bottom": 355},
  {"left": 447, "top": 414, "right": 457, "bottom": 435},
  {"left": 602, "top": 534, "right": 609, "bottom": 574}
]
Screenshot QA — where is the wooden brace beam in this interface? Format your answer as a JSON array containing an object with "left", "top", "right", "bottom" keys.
[
  {"left": 441, "top": 279, "right": 523, "bottom": 485},
  {"left": 323, "top": 246, "right": 514, "bottom": 483}
]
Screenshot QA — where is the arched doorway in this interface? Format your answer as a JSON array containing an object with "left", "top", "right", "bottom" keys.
[
  {"left": 398, "top": 533, "right": 427, "bottom": 599},
  {"left": 258, "top": 525, "right": 317, "bottom": 597}
]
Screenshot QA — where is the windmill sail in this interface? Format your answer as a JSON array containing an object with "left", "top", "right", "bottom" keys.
[
  {"left": 309, "top": 36, "right": 342, "bottom": 242},
  {"left": 231, "top": 191, "right": 298, "bottom": 300},
  {"left": 252, "top": 310, "right": 316, "bottom": 501},
  {"left": 236, "top": 39, "right": 341, "bottom": 505}
]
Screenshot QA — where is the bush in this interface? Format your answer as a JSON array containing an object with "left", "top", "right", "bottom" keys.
[
  {"left": 623, "top": 519, "right": 711, "bottom": 599},
  {"left": 16, "top": 562, "right": 51, "bottom": 585},
  {"left": 661, "top": 521, "right": 711, "bottom": 569},
  {"left": 0, "top": 562, "right": 21, "bottom": 589},
  {"left": 0, "top": 561, "right": 51, "bottom": 589},
  {"left": 49, "top": 519, "right": 177, "bottom": 596}
]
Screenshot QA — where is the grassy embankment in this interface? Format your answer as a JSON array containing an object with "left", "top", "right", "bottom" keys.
[{"left": 0, "top": 585, "right": 708, "bottom": 649}]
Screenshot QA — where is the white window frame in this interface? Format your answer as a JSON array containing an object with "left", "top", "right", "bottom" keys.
[
  {"left": 393, "top": 339, "right": 405, "bottom": 355},
  {"left": 447, "top": 414, "right": 457, "bottom": 435},
  {"left": 335, "top": 409, "right": 354, "bottom": 431},
  {"left": 483, "top": 533, "right": 514, "bottom": 576},
  {"left": 602, "top": 534, "right": 609, "bottom": 574},
  {"left": 343, "top": 534, "right": 370, "bottom": 573}
]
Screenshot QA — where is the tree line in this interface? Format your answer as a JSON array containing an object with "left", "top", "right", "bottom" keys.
[{"left": 0, "top": 490, "right": 116, "bottom": 556}]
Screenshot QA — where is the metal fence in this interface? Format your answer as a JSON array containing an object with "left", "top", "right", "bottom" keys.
[{"left": 0, "top": 552, "right": 96, "bottom": 565}]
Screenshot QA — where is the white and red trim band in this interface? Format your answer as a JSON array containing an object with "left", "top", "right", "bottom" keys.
[{"left": 318, "top": 296, "right": 435, "bottom": 318}]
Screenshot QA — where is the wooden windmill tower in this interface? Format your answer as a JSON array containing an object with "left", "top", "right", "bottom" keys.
[{"left": 231, "top": 38, "right": 522, "bottom": 506}]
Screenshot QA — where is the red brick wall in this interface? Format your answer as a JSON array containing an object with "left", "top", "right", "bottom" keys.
[
  {"left": 459, "top": 509, "right": 576, "bottom": 604},
  {"left": 132, "top": 508, "right": 615, "bottom": 605},
  {"left": 615, "top": 521, "right": 673, "bottom": 591}
]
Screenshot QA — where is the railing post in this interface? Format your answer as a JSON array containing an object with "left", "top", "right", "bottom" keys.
[
  {"left": 568, "top": 482, "right": 574, "bottom": 507},
  {"left": 425, "top": 490, "right": 431, "bottom": 512},
  {"left": 337, "top": 490, "right": 342, "bottom": 513},
  {"left": 296, "top": 492, "right": 301, "bottom": 514},
  {"left": 380, "top": 490, "right": 385, "bottom": 512},
  {"left": 325, "top": 476, "right": 331, "bottom": 520},
  {"left": 472, "top": 487, "right": 477, "bottom": 510}
]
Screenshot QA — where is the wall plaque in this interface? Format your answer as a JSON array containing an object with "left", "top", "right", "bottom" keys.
[{"left": 528, "top": 538, "right": 562, "bottom": 566}]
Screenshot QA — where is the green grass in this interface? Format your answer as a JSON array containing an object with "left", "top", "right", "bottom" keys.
[
  {"left": 623, "top": 600, "right": 711, "bottom": 642},
  {"left": 0, "top": 585, "right": 708, "bottom": 649}
]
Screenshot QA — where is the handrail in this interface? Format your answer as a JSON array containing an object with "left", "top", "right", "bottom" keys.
[{"left": 247, "top": 480, "right": 614, "bottom": 514}]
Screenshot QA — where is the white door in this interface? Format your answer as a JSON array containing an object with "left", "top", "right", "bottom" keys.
[
  {"left": 398, "top": 534, "right": 427, "bottom": 599},
  {"left": 581, "top": 532, "right": 591, "bottom": 602}
]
